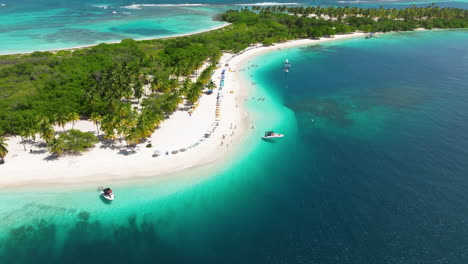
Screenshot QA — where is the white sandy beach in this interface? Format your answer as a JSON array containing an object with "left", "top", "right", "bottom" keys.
[{"left": 0, "top": 32, "right": 364, "bottom": 187}]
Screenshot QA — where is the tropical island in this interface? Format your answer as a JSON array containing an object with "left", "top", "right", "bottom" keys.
[{"left": 0, "top": 6, "right": 466, "bottom": 185}]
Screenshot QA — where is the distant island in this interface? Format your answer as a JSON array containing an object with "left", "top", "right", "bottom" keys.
[{"left": 0, "top": 5, "right": 466, "bottom": 183}]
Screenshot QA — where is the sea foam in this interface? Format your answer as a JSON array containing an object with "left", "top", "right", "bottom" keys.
[
  {"left": 236, "top": 2, "right": 301, "bottom": 6},
  {"left": 92, "top": 5, "right": 109, "bottom": 9},
  {"left": 337, "top": 0, "right": 400, "bottom": 3},
  {"left": 122, "top": 4, "right": 207, "bottom": 10}
]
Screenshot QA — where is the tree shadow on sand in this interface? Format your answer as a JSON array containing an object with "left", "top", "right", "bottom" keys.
[
  {"left": 117, "top": 148, "right": 137, "bottom": 156},
  {"left": 43, "top": 154, "right": 59, "bottom": 162},
  {"left": 30, "top": 149, "right": 47, "bottom": 155},
  {"left": 97, "top": 139, "right": 138, "bottom": 156},
  {"left": 99, "top": 139, "right": 118, "bottom": 150}
]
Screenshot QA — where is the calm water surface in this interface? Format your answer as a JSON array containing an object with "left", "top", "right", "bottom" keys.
[
  {"left": 0, "top": 30, "right": 467, "bottom": 263},
  {"left": 1, "top": 0, "right": 467, "bottom": 53}
]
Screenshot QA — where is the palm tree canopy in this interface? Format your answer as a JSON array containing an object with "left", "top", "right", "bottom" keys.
[{"left": 0, "top": 137, "right": 8, "bottom": 158}]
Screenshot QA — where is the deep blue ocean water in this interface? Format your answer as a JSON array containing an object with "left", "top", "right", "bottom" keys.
[
  {"left": 1, "top": 0, "right": 467, "bottom": 53},
  {"left": 0, "top": 30, "right": 467, "bottom": 263}
]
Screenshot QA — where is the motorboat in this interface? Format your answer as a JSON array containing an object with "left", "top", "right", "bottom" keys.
[
  {"left": 283, "top": 59, "right": 291, "bottom": 72},
  {"left": 263, "top": 131, "right": 284, "bottom": 139},
  {"left": 102, "top": 187, "right": 115, "bottom": 201}
]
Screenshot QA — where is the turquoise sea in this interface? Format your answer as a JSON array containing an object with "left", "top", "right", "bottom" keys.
[
  {"left": 1, "top": 0, "right": 468, "bottom": 54},
  {"left": 2, "top": 0, "right": 468, "bottom": 262},
  {"left": 0, "top": 29, "right": 468, "bottom": 263}
]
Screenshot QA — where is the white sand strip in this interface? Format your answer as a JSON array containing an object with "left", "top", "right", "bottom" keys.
[{"left": 0, "top": 33, "right": 364, "bottom": 187}]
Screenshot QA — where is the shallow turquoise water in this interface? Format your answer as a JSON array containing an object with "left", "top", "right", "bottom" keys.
[
  {"left": 1, "top": 0, "right": 467, "bottom": 54},
  {"left": 0, "top": 29, "right": 468, "bottom": 263},
  {"left": 0, "top": 1, "right": 229, "bottom": 54}
]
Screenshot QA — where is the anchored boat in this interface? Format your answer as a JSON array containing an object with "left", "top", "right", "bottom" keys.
[
  {"left": 263, "top": 131, "right": 284, "bottom": 139},
  {"left": 101, "top": 187, "right": 115, "bottom": 201},
  {"left": 283, "top": 59, "right": 291, "bottom": 72}
]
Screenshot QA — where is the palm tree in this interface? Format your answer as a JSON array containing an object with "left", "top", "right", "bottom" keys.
[
  {"left": 90, "top": 112, "right": 102, "bottom": 135},
  {"left": 47, "top": 138, "right": 63, "bottom": 157},
  {"left": 152, "top": 74, "right": 168, "bottom": 92},
  {"left": 0, "top": 137, "right": 8, "bottom": 164},
  {"left": 56, "top": 113, "right": 69, "bottom": 131},
  {"left": 67, "top": 112, "right": 80, "bottom": 129},
  {"left": 38, "top": 117, "right": 55, "bottom": 143},
  {"left": 168, "top": 78, "right": 179, "bottom": 90},
  {"left": 136, "top": 114, "right": 154, "bottom": 138},
  {"left": 181, "top": 77, "right": 193, "bottom": 96},
  {"left": 101, "top": 115, "right": 117, "bottom": 140},
  {"left": 26, "top": 127, "right": 37, "bottom": 149},
  {"left": 124, "top": 127, "right": 141, "bottom": 146},
  {"left": 19, "top": 129, "right": 29, "bottom": 151},
  {"left": 133, "top": 79, "right": 144, "bottom": 103},
  {"left": 207, "top": 80, "right": 216, "bottom": 91}
]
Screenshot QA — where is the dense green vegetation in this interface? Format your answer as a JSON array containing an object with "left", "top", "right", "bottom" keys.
[
  {"left": 0, "top": 5, "right": 466, "bottom": 156},
  {"left": 248, "top": 5, "right": 468, "bottom": 32},
  {"left": 48, "top": 130, "right": 98, "bottom": 156}
]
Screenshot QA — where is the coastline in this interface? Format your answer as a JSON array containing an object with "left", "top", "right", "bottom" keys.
[
  {"left": 0, "top": 25, "right": 467, "bottom": 264},
  {"left": 0, "top": 23, "right": 231, "bottom": 56},
  {"left": 0, "top": 32, "right": 365, "bottom": 188}
]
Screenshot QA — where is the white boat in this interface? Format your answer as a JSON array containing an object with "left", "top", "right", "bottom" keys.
[
  {"left": 283, "top": 59, "right": 291, "bottom": 72},
  {"left": 263, "top": 131, "right": 284, "bottom": 139},
  {"left": 101, "top": 188, "right": 115, "bottom": 201}
]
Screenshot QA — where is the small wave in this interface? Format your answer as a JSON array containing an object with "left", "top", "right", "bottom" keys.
[
  {"left": 92, "top": 4, "right": 109, "bottom": 9},
  {"left": 122, "top": 4, "right": 207, "bottom": 10},
  {"left": 337, "top": 0, "right": 400, "bottom": 3},
  {"left": 236, "top": 2, "right": 300, "bottom": 6},
  {"left": 0, "top": 3, "right": 6, "bottom": 7}
]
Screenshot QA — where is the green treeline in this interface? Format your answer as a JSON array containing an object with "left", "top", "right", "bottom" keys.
[
  {"left": 253, "top": 5, "right": 467, "bottom": 20},
  {"left": 0, "top": 5, "right": 466, "bottom": 154}
]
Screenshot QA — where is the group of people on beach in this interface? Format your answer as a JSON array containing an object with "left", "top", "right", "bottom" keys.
[
  {"left": 220, "top": 123, "right": 237, "bottom": 148},
  {"left": 237, "top": 63, "right": 259, "bottom": 72},
  {"left": 160, "top": 52, "right": 267, "bottom": 153},
  {"left": 154, "top": 64, "right": 233, "bottom": 156}
]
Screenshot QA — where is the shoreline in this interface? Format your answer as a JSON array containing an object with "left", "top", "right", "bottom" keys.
[
  {"left": 0, "top": 32, "right": 365, "bottom": 189},
  {"left": 0, "top": 23, "right": 231, "bottom": 56}
]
